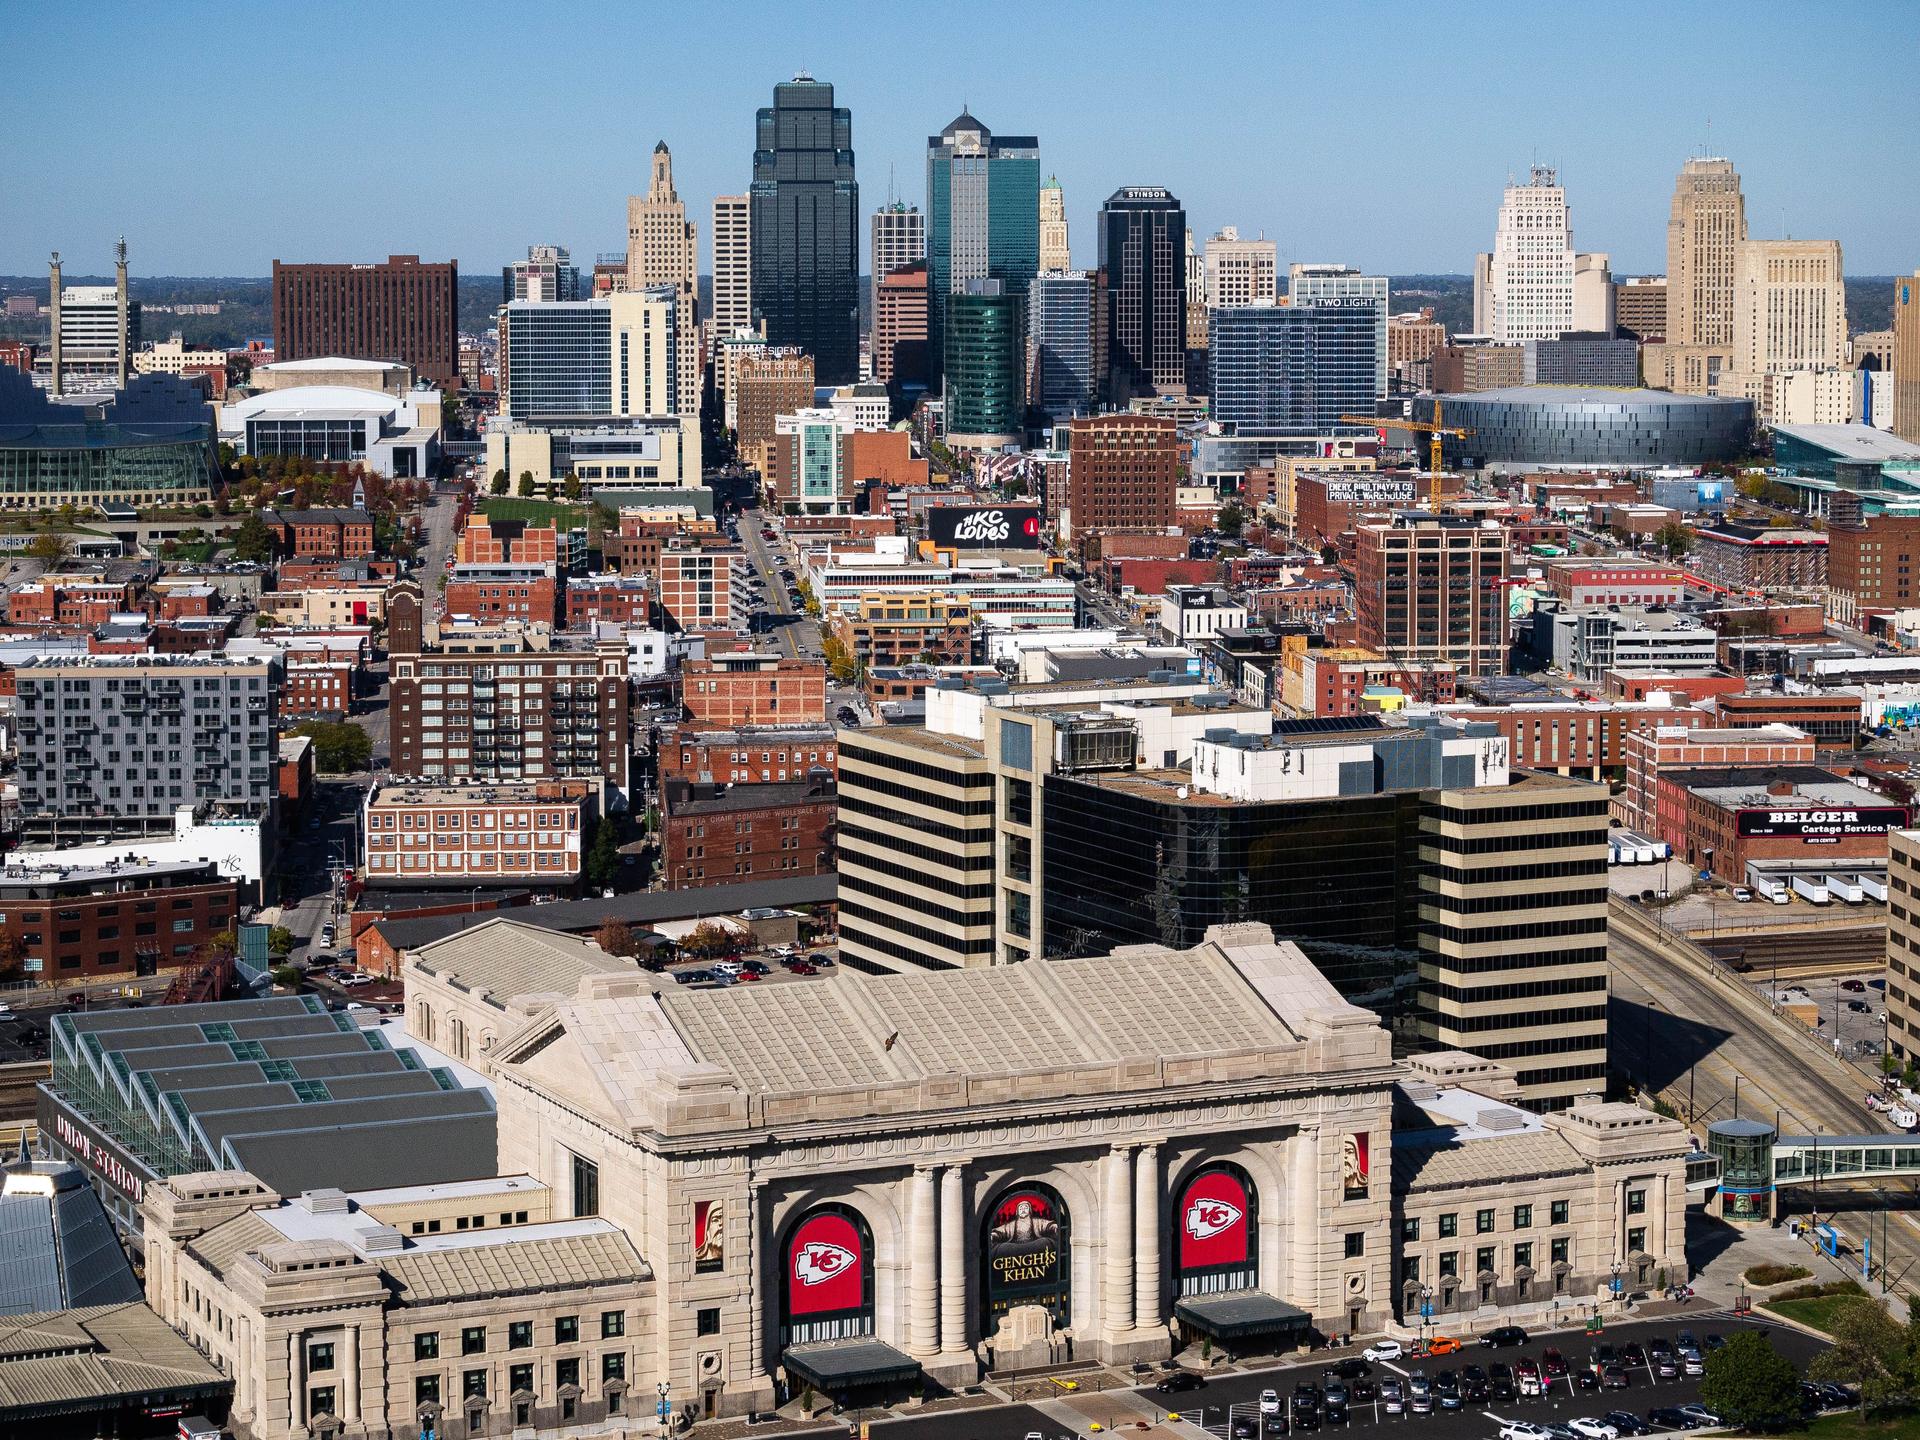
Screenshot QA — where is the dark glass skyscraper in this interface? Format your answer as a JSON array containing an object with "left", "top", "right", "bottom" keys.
[
  {"left": 1209, "top": 299, "right": 1380, "bottom": 430},
  {"left": 925, "top": 110, "right": 1040, "bottom": 389},
  {"left": 750, "top": 75, "right": 860, "bottom": 384},
  {"left": 1097, "top": 187, "right": 1187, "bottom": 401}
]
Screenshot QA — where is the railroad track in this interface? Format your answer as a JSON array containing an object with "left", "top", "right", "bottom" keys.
[{"left": 1697, "top": 927, "right": 1885, "bottom": 976}]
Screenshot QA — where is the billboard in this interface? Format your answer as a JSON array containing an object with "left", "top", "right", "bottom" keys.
[
  {"left": 1319, "top": 477, "right": 1417, "bottom": 506},
  {"left": 982, "top": 1185, "right": 1070, "bottom": 1324},
  {"left": 1177, "top": 1167, "right": 1257, "bottom": 1284},
  {"left": 1343, "top": 1133, "right": 1370, "bottom": 1199},
  {"left": 1735, "top": 807, "right": 1908, "bottom": 840},
  {"left": 693, "top": 1199, "right": 724, "bottom": 1273},
  {"left": 927, "top": 506, "right": 1043, "bottom": 550},
  {"left": 784, "top": 1208, "right": 869, "bottom": 1319}
]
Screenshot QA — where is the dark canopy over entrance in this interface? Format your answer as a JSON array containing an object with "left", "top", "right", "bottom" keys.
[
  {"left": 1173, "top": 1291, "right": 1311, "bottom": 1342},
  {"left": 781, "top": 1339, "right": 922, "bottom": 1392}
]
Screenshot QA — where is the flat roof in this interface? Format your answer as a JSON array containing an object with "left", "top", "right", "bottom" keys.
[
  {"left": 1774, "top": 424, "right": 1920, "bottom": 462},
  {"left": 370, "top": 783, "right": 589, "bottom": 807}
]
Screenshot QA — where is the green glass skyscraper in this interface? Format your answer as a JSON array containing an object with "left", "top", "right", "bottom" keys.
[
  {"left": 751, "top": 75, "right": 860, "bottom": 384},
  {"left": 944, "top": 281, "right": 1025, "bottom": 448},
  {"left": 926, "top": 109, "right": 1039, "bottom": 390}
]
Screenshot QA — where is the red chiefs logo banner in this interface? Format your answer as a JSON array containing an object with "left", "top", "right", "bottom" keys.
[
  {"left": 786, "top": 1211, "right": 866, "bottom": 1316},
  {"left": 1178, "top": 1169, "right": 1252, "bottom": 1272}
]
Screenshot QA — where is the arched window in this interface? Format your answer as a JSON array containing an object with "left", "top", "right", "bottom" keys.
[
  {"left": 1174, "top": 1162, "right": 1259, "bottom": 1298},
  {"left": 779, "top": 1204, "right": 875, "bottom": 1346},
  {"left": 981, "top": 1182, "right": 1071, "bottom": 1330}
]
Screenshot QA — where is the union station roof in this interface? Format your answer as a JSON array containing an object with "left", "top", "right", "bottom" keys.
[{"left": 488, "top": 922, "right": 1392, "bottom": 1136}]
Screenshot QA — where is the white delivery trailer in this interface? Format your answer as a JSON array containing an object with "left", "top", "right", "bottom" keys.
[
  {"left": 1858, "top": 873, "right": 1890, "bottom": 902},
  {"left": 1826, "top": 874, "right": 1865, "bottom": 904},
  {"left": 1790, "top": 874, "right": 1831, "bottom": 905}
]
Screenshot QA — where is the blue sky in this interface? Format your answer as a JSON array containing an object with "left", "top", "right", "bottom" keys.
[{"left": 7, "top": 0, "right": 1916, "bottom": 279}]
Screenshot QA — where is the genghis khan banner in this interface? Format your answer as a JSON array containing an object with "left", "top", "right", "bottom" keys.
[
  {"left": 781, "top": 1205, "right": 874, "bottom": 1345},
  {"left": 1176, "top": 1164, "right": 1259, "bottom": 1296},
  {"left": 982, "top": 1184, "right": 1070, "bottom": 1327}
]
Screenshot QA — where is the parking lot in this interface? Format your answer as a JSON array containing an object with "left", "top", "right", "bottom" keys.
[
  {"left": 1756, "top": 971, "right": 1889, "bottom": 1062},
  {"left": 871, "top": 1317, "right": 1828, "bottom": 1440}
]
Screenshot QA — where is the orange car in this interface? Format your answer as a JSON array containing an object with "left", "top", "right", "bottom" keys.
[{"left": 1426, "top": 1336, "right": 1462, "bottom": 1356}]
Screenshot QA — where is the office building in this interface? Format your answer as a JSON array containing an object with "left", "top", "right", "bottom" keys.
[
  {"left": 661, "top": 775, "right": 836, "bottom": 888},
  {"left": 13, "top": 656, "right": 278, "bottom": 840},
  {"left": 1209, "top": 301, "right": 1380, "bottom": 430},
  {"left": 502, "top": 244, "right": 579, "bottom": 303},
  {"left": 499, "top": 289, "right": 687, "bottom": 422},
  {"left": 1475, "top": 167, "right": 1577, "bottom": 342},
  {"left": 0, "top": 857, "right": 237, "bottom": 984},
  {"left": 682, "top": 653, "right": 827, "bottom": 727},
  {"left": 1573, "top": 252, "right": 1614, "bottom": 335},
  {"left": 362, "top": 781, "right": 591, "bottom": 887},
  {"left": 271, "top": 254, "right": 459, "bottom": 387},
  {"left": 943, "top": 280, "right": 1024, "bottom": 449},
  {"left": 830, "top": 381, "right": 891, "bottom": 432},
  {"left": 1288, "top": 263, "right": 1388, "bottom": 396},
  {"left": 1099, "top": 187, "right": 1188, "bottom": 399},
  {"left": 870, "top": 201, "right": 925, "bottom": 325},
  {"left": 750, "top": 75, "right": 860, "bottom": 384},
  {"left": 1430, "top": 340, "right": 1524, "bottom": 394},
  {"left": 872, "top": 263, "right": 930, "bottom": 394},
  {"left": 1894, "top": 272, "right": 1920, "bottom": 444},
  {"left": 1523, "top": 332, "right": 1639, "bottom": 386},
  {"left": 1038, "top": 174, "right": 1070, "bottom": 274},
  {"left": 735, "top": 350, "right": 815, "bottom": 477},
  {"left": 626, "top": 143, "right": 700, "bottom": 416},
  {"left": 1065, "top": 412, "right": 1178, "bottom": 534},
  {"left": 1387, "top": 310, "right": 1447, "bottom": 384},
  {"left": 1206, "top": 228, "right": 1278, "bottom": 309},
  {"left": 1825, "top": 496, "right": 1920, "bottom": 623},
  {"left": 656, "top": 537, "right": 746, "bottom": 635},
  {"left": 1353, "top": 513, "right": 1509, "bottom": 675},
  {"left": 925, "top": 109, "right": 1040, "bottom": 389},
  {"left": 1667, "top": 157, "right": 1746, "bottom": 349},
  {"left": 1731, "top": 238, "right": 1846, "bottom": 382},
  {"left": 38, "top": 242, "right": 139, "bottom": 397},
  {"left": 484, "top": 416, "right": 697, "bottom": 493},
  {"left": 1616, "top": 277, "right": 1668, "bottom": 342},
  {"left": 710, "top": 194, "right": 753, "bottom": 349},
  {"left": 1028, "top": 271, "right": 1097, "bottom": 423},
  {"left": 387, "top": 628, "right": 631, "bottom": 797}
]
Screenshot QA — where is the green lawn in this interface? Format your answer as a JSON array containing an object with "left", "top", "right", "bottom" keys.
[
  {"left": 482, "top": 497, "right": 592, "bottom": 527},
  {"left": 1763, "top": 1289, "right": 1868, "bottom": 1334},
  {"left": 1785, "top": 1409, "right": 1920, "bottom": 1439}
]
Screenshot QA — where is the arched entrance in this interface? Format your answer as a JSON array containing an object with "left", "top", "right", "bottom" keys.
[
  {"left": 1174, "top": 1162, "right": 1259, "bottom": 1297},
  {"left": 779, "top": 1204, "right": 875, "bottom": 1346},
  {"left": 980, "top": 1182, "right": 1071, "bottom": 1333}
]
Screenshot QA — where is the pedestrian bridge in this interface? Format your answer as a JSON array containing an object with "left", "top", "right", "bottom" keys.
[{"left": 1773, "top": 1135, "right": 1920, "bottom": 1185}]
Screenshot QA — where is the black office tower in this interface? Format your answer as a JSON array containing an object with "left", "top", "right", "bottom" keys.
[
  {"left": 751, "top": 75, "right": 860, "bottom": 385},
  {"left": 1097, "top": 187, "right": 1187, "bottom": 402}
]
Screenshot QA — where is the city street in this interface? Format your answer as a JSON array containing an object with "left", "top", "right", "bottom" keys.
[{"left": 273, "top": 776, "right": 372, "bottom": 957}]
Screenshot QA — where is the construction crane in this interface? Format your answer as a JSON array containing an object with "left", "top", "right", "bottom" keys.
[{"left": 1340, "top": 400, "right": 1473, "bottom": 474}]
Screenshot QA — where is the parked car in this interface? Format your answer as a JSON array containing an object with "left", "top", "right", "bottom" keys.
[
  {"left": 1543, "top": 1347, "right": 1569, "bottom": 1379},
  {"left": 1568, "top": 1419, "right": 1620, "bottom": 1440},
  {"left": 1490, "top": 1363, "right": 1517, "bottom": 1401},
  {"left": 1621, "top": 1344, "right": 1647, "bottom": 1369},
  {"left": 1324, "top": 1359, "right": 1371, "bottom": 1381},
  {"left": 1426, "top": 1335, "right": 1462, "bottom": 1356},
  {"left": 1262, "top": 1417, "right": 1289, "bottom": 1438},
  {"left": 1843, "top": 979, "right": 1868, "bottom": 992},
  {"left": 1500, "top": 1426, "right": 1553, "bottom": 1440},
  {"left": 1460, "top": 1366, "right": 1490, "bottom": 1402},
  {"left": 1379, "top": 1380, "right": 1404, "bottom": 1415},
  {"left": 1481, "top": 1325, "right": 1530, "bottom": 1348},
  {"left": 1155, "top": 1370, "right": 1205, "bottom": 1394},
  {"left": 1231, "top": 1416, "right": 1259, "bottom": 1440},
  {"left": 1605, "top": 1411, "right": 1651, "bottom": 1435},
  {"left": 1362, "top": 1340, "right": 1403, "bottom": 1363},
  {"left": 673, "top": 969, "right": 711, "bottom": 985},
  {"left": 1260, "top": 1390, "right": 1280, "bottom": 1416},
  {"left": 1602, "top": 1366, "right": 1629, "bottom": 1390},
  {"left": 1291, "top": 1383, "right": 1322, "bottom": 1413},
  {"left": 1407, "top": 1376, "right": 1432, "bottom": 1415},
  {"left": 1646, "top": 1408, "right": 1696, "bottom": 1431},
  {"left": 1433, "top": 1372, "right": 1462, "bottom": 1410},
  {"left": 1676, "top": 1406, "right": 1721, "bottom": 1428}
]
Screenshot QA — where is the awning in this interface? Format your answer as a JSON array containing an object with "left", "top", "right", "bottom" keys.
[
  {"left": 1174, "top": 1291, "right": 1313, "bottom": 1341},
  {"left": 782, "top": 1340, "right": 922, "bottom": 1391}
]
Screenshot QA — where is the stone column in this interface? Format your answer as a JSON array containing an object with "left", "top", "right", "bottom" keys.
[
  {"left": 288, "top": 1329, "right": 304, "bottom": 1430},
  {"left": 344, "top": 1323, "right": 361, "bottom": 1421},
  {"left": 940, "top": 1164, "right": 967, "bottom": 1353},
  {"left": 1291, "top": 1128, "right": 1323, "bottom": 1321},
  {"left": 1104, "top": 1146, "right": 1134, "bottom": 1335},
  {"left": 910, "top": 1166, "right": 939, "bottom": 1355},
  {"left": 1134, "top": 1142, "right": 1160, "bottom": 1331}
]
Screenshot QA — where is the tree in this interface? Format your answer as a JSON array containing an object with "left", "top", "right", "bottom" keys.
[
  {"left": 1810, "top": 1296, "right": 1910, "bottom": 1413},
  {"left": 562, "top": 473, "right": 583, "bottom": 501},
  {"left": 267, "top": 926, "right": 296, "bottom": 956},
  {"left": 585, "top": 816, "right": 622, "bottom": 892},
  {"left": 286, "top": 720, "right": 373, "bottom": 774},
  {"left": 517, "top": 471, "right": 536, "bottom": 498},
  {"left": 595, "top": 920, "right": 640, "bottom": 958},
  {"left": 230, "top": 512, "right": 275, "bottom": 563},
  {"left": 1217, "top": 502, "right": 1246, "bottom": 539},
  {"left": 1699, "top": 1330, "right": 1804, "bottom": 1431},
  {"left": 1654, "top": 522, "right": 1693, "bottom": 560},
  {"left": 681, "top": 921, "right": 741, "bottom": 960},
  {"left": 491, "top": 470, "right": 509, "bottom": 496},
  {"left": 27, "top": 532, "right": 66, "bottom": 565},
  {"left": 0, "top": 930, "right": 25, "bottom": 983},
  {"left": 1319, "top": 545, "right": 1340, "bottom": 565}
]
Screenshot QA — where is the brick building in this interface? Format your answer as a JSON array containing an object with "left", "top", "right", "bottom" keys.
[
  {"left": 735, "top": 352, "right": 815, "bottom": 478},
  {"left": 1353, "top": 513, "right": 1509, "bottom": 676},
  {"left": 1065, "top": 413, "right": 1178, "bottom": 535},
  {"left": 261, "top": 507, "right": 376, "bottom": 559},
  {"left": 844, "top": 428, "right": 931, "bottom": 493},
  {"left": 1545, "top": 559, "right": 1687, "bottom": 607},
  {"left": 656, "top": 539, "right": 742, "bottom": 633},
  {"left": 0, "top": 858, "right": 238, "bottom": 983},
  {"left": 827, "top": 592, "right": 973, "bottom": 667},
  {"left": 283, "top": 655, "right": 356, "bottom": 720},
  {"left": 1618, "top": 722, "right": 1814, "bottom": 843},
  {"left": 258, "top": 585, "right": 387, "bottom": 628},
  {"left": 658, "top": 724, "right": 838, "bottom": 785},
  {"left": 442, "top": 567, "right": 562, "bottom": 626},
  {"left": 1691, "top": 523, "right": 1828, "bottom": 592},
  {"left": 1422, "top": 699, "right": 1711, "bottom": 783},
  {"left": 661, "top": 777, "right": 836, "bottom": 889},
  {"left": 681, "top": 654, "right": 826, "bottom": 727},
  {"left": 1826, "top": 500, "right": 1920, "bottom": 624},
  {"left": 6, "top": 578, "right": 140, "bottom": 628},
  {"left": 455, "top": 515, "right": 582, "bottom": 571},
  {"left": 1662, "top": 766, "right": 1907, "bottom": 883},
  {"left": 1712, "top": 691, "right": 1863, "bottom": 746},
  {"left": 271, "top": 254, "right": 459, "bottom": 387},
  {"left": 1292, "top": 472, "right": 1427, "bottom": 549},
  {"left": 563, "top": 574, "right": 654, "bottom": 627},
  {"left": 1283, "top": 648, "right": 1458, "bottom": 716},
  {"left": 362, "top": 780, "right": 593, "bottom": 888}
]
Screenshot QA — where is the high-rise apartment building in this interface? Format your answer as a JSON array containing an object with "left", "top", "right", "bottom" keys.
[
  {"left": 14, "top": 656, "right": 279, "bottom": 839},
  {"left": 1616, "top": 277, "right": 1668, "bottom": 342},
  {"left": 1897, "top": 272, "right": 1920, "bottom": 444},
  {"left": 271, "top": 254, "right": 459, "bottom": 387},
  {"left": 750, "top": 76, "right": 860, "bottom": 384},
  {"left": 1475, "top": 168, "right": 1577, "bottom": 343},
  {"left": 944, "top": 281, "right": 1025, "bottom": 449},
  {"left": 627, "top": 143, "right": 700, "bottom": 416},
  {"left": 1731, "top": 238, "right": 1846, "bottom": 380},
  {"left": 1038, "top": 175, "right": 1070, "bottom": 274},
  {"left": 1388, "top": 310, "right": 1447, "bottom": 385},
  {"left": 734, "top": 351, "right": 816, "bottom": 477},
  {"left": 1354, "top": 512, "right": 1510, "bottom": 675},
  {"left": 502, "top": 245, "right": 580, "bottom": 303},
  {"left": 1205, "top": 228, "right": 1278, "bottom": 309},
  {"left": 1209, "top": 301, "right": 1380, "bottom": 431},
  {"left": 1098, "top": 187, "right": 1188, "bottom": 399},
  {"left": 1028, "top": 271, "right": 1096, "bottom": 423},
  {"left": 1065, "top": 413, "right": 1178, "bottom": 533},
  {"left": 870, "top": 202, "right": 925, "bottom": 325},
  {"left": 1824, "top": 495, "right": 1920, "bottom": 624},
  {"left": 1289, "top": 263, "right": 1389, "bottom": 397},
  {"left": 872, "top": 264, "right": 930, "bottom": 395},
  {"left": 1667, "top": 158, "right": 1746, "bottom": 349},
  {"left": 499, "top": 289, "right": 688, "bottom": 421},
  {"left": 710, "top": 195, "right": 753, "bottom": 350},
  {"left": 925, "top": 110, "right": 1040, "bottom": 389}
]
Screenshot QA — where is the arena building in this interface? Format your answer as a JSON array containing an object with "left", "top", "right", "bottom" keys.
[
  {"left": 1412, "top": 387, "right": 1754, "bottom": 470},
  {"left": 0, "top": 366, "right": 218, "bottom": 509}
]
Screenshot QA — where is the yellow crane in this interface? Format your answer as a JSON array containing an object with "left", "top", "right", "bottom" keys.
[{"left": 1340, "top": 401, "right": 1473, "bottom": 474}]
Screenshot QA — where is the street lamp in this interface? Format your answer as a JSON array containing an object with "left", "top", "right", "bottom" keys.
[
  {"left": 1419, "top": 1285, "right": 1434, "bottom": 1342},
  {"left": 1610, "top": 1261, "right": 1623, "bottom": 1311},
  {"left": 656, "top": 1381, "right": 672, "bottom": 1434}
]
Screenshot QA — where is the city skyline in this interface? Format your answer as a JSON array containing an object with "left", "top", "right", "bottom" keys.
[{"left": 8, "top": 0, "right": 1917, "bottom": 280}]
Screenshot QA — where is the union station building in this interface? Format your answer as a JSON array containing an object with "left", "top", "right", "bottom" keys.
[{"left": 140, "top": 922, "right": 1688, "bottom": 1438}]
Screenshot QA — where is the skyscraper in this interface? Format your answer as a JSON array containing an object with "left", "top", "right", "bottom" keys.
[
  {"left": 502, "top": 245, "right": 580, "bottom": 303},
  {"left": 1208, "top": 301, "right": 1380, "bottom": 431},
  {"left": 710, "top": 195, "right": 752, "bottom": 360},
  {"left": 869, "top": 202, "right": 925, "bottom": 330},
  {"left": 1038, "top": 176, "right": 1070, "bottom": 275},
  {"left": 1098, "top": 187, "right": 1188, "bottom": 400},
  {"left": 925, "top": 109, "right": 1040, "bottom": 388},
  {"left": 1205, "top": 228, "right": 1278, "bottom": 309},
  {"left": 750, "top": 75, "right": 860, "bottom": 384},
  {"left": 272, "top": 255, "right": 459, "bottom": 387},
  {"left": 1475, "top": 167, "right": 1577, "bottom": 342},
  {"left": 1028, "top": 271, "right": 1096, "bottom": 424},
  {"left": 1732, "top": 239, "right": 1846, "bottom": 377},
  {"left": 943, "top": 280, "right": 1024, "bottom": 449},
  {"left": 872, "top": 264, "right": 929, "bottom": 396},
  {"left": 1666, "top": 157, "right": 1747, "bottom": 349},
  {"left": 499, "top": 289, "right": 686, "bottom": 422},
  {"left": 1288, "top": 263, "right": 1389, "bottom": 398},
  {"left": 628, "top": 143, "right": 700, "bottom": 413}
]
